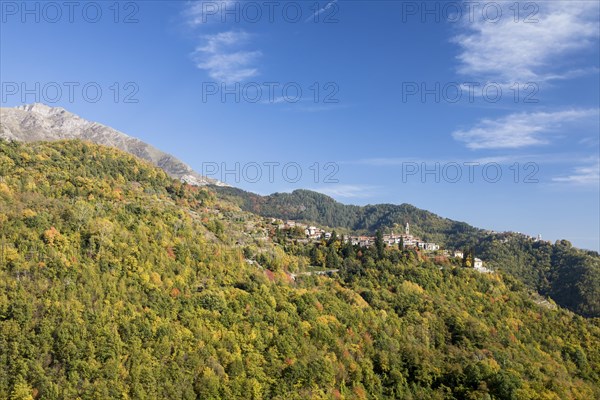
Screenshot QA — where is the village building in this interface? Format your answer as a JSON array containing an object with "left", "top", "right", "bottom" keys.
[
  {"left": 276, "top": 219, "right": 448, "bottom": 255},
  {"left": 473, "top": 258, "right": 493, "bottom": 273},
  {"left": 418, "top": 242, "right": 440, "bottom": 251}
]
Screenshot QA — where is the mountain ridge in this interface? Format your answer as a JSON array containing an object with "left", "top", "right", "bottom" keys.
[
  {"left": 0, "top": 103, "right": 226, "bottom": 187},
  {"left": 211, "top": 186, "right": 482, "bottom": 246}
]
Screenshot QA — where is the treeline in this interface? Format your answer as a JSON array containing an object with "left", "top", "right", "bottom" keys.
[
  {"left": 273, "top": 229, "right": 453, "bottom": 273},
  {"left": 213, "top": 187, "right": 600, "bottom": 319},
  {"left": 1, "top": 140, "right": 599, "bottom": 399},
  {"left": 212, "top": 187, "right": 480, "bottom": 246},
  {"left": 475, "top": 234, "right": 600, "bottom": 317}
]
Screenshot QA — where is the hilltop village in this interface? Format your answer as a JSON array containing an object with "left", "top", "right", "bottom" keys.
[{"left": 272, "top": 219, "right": 492, "bottom": 273}]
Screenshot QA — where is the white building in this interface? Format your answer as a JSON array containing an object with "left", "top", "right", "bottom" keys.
[
  {"left": 383, "top": 234, "right": 402, "bottom": 246},
  {"left": 359, "top": 236, "right": 371, "bottom": 247},
  {"left": 418, "top": 242, "right": 440, "bottom": 251},
  {"left": 473, "top": 258, "right": 493, "bottom": 273},
  {"left": 305, "top": 226, "right": 319, "bottom": 237},
  {"left": 402, "top": 236, "right": 418, "bottom": 248}
]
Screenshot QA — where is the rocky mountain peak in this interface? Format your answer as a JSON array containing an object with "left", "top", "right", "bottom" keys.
[
  {"left": 16, "top": 103, "right": 66, "bottom": 116},
  {"left": 0, "top": 103, "right": 226, "bottom": 186}
]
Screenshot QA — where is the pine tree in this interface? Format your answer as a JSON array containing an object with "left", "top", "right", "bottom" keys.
[
  {"left": 327, "top": 230, "right": 338, "bottom": 246},
  {"left": 375, "top": 230, "right": 385, "bottom": 260}
]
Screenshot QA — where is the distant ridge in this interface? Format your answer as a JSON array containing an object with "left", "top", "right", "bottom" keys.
[
  {"left": 211, "top": 186, "right": 481, "bottom": 246},
  {"left": 0, "top": 103, "right": 226, "bottom": 187}
]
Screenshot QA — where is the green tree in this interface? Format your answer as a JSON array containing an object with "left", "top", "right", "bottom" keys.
[
  {"left": 375, "top": 230, "right": 385, "bottom": 260},
  {"left": 463, "top": 248, "right": 474, "bottom": 268}
]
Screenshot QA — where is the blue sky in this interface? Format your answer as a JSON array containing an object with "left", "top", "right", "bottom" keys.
[{"left": 1, "top": 1, "right": 599, "bottom": 250}]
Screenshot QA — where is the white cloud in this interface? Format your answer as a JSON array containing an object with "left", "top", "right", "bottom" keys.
[
  {"left": 347, "top": 157, "right": 420, "bottom": 166},
  {"left": 311, "top": 184, "right": 378, "bottom": 198},
  {"left": 305, "top": 0, "right": 338, "bottom": 23},
  {"left": 453, "top": 1, "right": 600, "bottom": 83},
  {"left": 184, "top": 0, "right": 235, "bottom": 26},
  {"left": 291, "top": 104, "right": 349, "bottom": 113},
  {"left": 452, "top": 109, "right": 598, "bottom": 149},
  {"left": 260, "top": 96, "right": 289, "bottom": 105},
  {"left": 579, "top": 136, "right": 600, "bottom": 147},
  {"left": 182, "top": 3, "right": 262, "bottom": 82},
  {"left": 192, "top": 30, "right": 261, "bottom": 82},
  {"left": 553, "top": 160, "right": 600, "bottom": 186},
  {"left": 197, "top": 30, "right": 248, "bottom": 52}
]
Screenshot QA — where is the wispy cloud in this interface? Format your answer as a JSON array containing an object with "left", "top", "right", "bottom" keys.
[
  {"left": 260, "top": 96, "right": 290, "bottom": 105},
  {"left": 184, "top": 0, "right": 235, "bottom": 26},
  {"left": 471, "top": 153, "right": 570, "bottom": 165},
  {"left": 288, "top": 104, "right": 349, "bottom": 113},
  {"left": 452, "top": 109, "right": 599, "bottom": 150},
  {"left": 579, "top": 136, "right": 600, "bottom": 148},
  {"left": 183, "top": 3, "right": 262, "bottom": 83},
  {"left": 305, "top": 0, "right": 337, "bottom": 23},
  {"left": 346, "top": 157, "right": 421, "bottom": 167},
  {"left": 453, "top": 1, "right": 600, "bottom": 84},
  {"left": 553, "top": 160, "right": 600, "bottom": 186},
  {"left": 192, "top": 30, "right": 261, "bottom": 82},
  {"left": 259, "top": 97, "right": 349, "bottom": 112},
  {"left": 196, "top": 30, "right": 247, "bottom": 53},
  {"left": 345, "top": 153, "right": 582, "bottom": 167},
  {"left": 311, "top": 184, "right": 379, "bottom": 198}
]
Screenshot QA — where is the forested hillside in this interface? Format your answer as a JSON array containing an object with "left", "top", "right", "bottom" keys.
[
  {"left": 475, "top": 234, "right": 600, "bottom": 318},
  {"left": 1, "top": 140, "right": 599, "bottom": 399},
  {"left": 211, "top": 187, "right": 480, "bottom": 246},
  {"left": 212, "top": 186, "right": 600, "bottom": 318}
]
